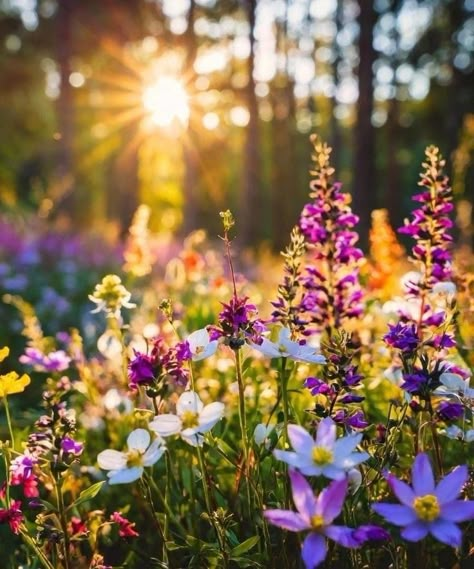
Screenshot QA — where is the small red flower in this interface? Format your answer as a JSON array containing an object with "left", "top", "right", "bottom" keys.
[
  {"left": 110, "top": 511, "right": 139, "bottom": 538},
  {"left": 0, "top": 500, "right": 23, "bottom": 534}
]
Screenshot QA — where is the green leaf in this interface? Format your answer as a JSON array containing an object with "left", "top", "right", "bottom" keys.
[
  {"left": 68, "top": 481, "right": 105, "bottom": 511},
  {"left": 230, "top": 536, "right": 260, "bottom": 557}
]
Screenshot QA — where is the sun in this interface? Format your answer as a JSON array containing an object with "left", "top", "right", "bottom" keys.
[{"left": 142, "top": 76, "right": 190, "bottom": 128}]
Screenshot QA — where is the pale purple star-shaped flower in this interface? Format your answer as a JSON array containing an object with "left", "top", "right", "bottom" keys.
[
  {"left": 264, "top": 470, "right": 387, "bottom": 569},
  {"left": 372, "top": 453, "right": 474, "bottom": 547}
]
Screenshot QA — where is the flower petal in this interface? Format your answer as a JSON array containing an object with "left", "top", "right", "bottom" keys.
[
  {"left": 411, "top": 453, "right": 435, "bottom": 495},
  {"left": 127, "top": 429, "right": 150, "bottom": 453},
  {"left": 333, "top": 434, "right": 362, "bottom": 458},
  {"left": 386, "top": 474, "right": 415, "bottom": 506},
  {"left": 108, "top": 466, "right": 143, "bottom": 485},
  {"left": 301, "top": 533, "right": 327, "bottom": 569},
  {"left": 274, "top": 450, "right": 313, "bottom": 470},
  {"left": 317, "top": 478, "right": 348, "bottom": 524},
  {"left": 324, "top": 525, "right": 361, "bottom": 548},
  {"left": 149, "top": 415, "right": 182, "bottom": 437},
  {"left": 441, "top": 500, "right": 474, "bottom": 522},
  {"left": 372, "top": 503, "right": 417, "bottom": 526},
  {"left": 198, "top": 402, "right": 225, "bottom": 432},
  {"left": 177, "top": 391, "right": 204, "bottom": 416},
  {"left": 287, "top": 424, "right": 315, "bottom": 454},
  {"left": 315, "top": 418, "right": 336, "bottom": 448},
  {"left": 97, "top": 450, "right": 127, "bottom": 471},
  {"left": 320, "top": 465, "right": 346, "bottom": 481},
  {"left": 289, "top": 470, "right": 317, "bottom": 521},
  {"left": 187, "top": 329, "right": 209, "bottom": 352},
  {"left": 400, "top": 521, "right": 429, "bottom": 542},
  {"left": 264, "top": 509, "right": 309, "bottom": 532},
  {"left": 142, "top": 439, "right": 165, "bottom": 467},
  {"left": 251, "top": 338, "right": 283, "bottom": 358},
  {"left": 435, "top": 465, "right": 468, "bottom": 504},
  {"left": 430, "top": 519, "right": 462, "bottom": 547},
  {"left": 180, "top": 431, "right": 203, "bottom": 447}
]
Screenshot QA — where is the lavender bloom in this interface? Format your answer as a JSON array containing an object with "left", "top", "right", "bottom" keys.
[
  {"left": 10, "top": 451, "right": 38, "bottom": 479},
  {"left": 20, "top": 347, "right": 71, "bottom": 373},
  {"left": 383, "top": 323, "right": 419, "bottom": 353},
  {"left": 373, "top": 453, "right": 474, "bottom": 547},
  {"left": 61, "top": 437, "right": 84, "bottom": 456},
  {"left": 297, "top": 136, "right": 364, "bottom": 332},
  {"left": 436, "top": 401, "right": 464, "bottom": 422},
  {"left": 264, "top": 470, "right": 386, "bottom": 569}
]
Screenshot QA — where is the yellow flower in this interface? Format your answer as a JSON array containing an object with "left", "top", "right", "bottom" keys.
[
  {"left": 0, "top": 346, "right": 10, "bottom": 363},
  {"left": 0, "top": 371, "right": 31, "bottom": 397}
]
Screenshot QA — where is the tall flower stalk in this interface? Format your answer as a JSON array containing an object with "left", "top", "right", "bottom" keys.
[{"left": 298, "top": 135, "right": 364, "bottom": 336}]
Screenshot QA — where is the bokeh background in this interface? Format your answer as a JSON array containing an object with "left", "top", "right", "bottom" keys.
[{"left": 0, "top": 0, "right": 473, "bottom": 250}]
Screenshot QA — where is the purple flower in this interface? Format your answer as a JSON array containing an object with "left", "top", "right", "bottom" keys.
[
  {"left": 128, "top": 350, "right": 156, "bottom": 389},
  {"left": 19, "top": 347, "right": 71, "bottom": 373},
  {"left": 210, "top": 295, "right": 266, "bottom": 347},
  {"left": 61, "top": 437, "right": 84, "bottom": 456},
  {"left": 437, "top": 401, "right": 464, "bottom": 421},
  {"left": 264, "top": 470, "right": 385, "bottom": 569},
  {"left": 372, "top": 453, "right": 474, "bottom": 547},
  {"left": 384, "top": 323, "right": 419, "bottom": 353}
]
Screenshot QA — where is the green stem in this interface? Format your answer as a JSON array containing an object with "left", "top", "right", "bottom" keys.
[
  {"left": 140, "top": 477, "right": 167, "bottom": 561},
  {"left": 3, "top": 396, "right": 15, "bottom": 450},
  {"left": 234, "top": 347, "right": 252, "bottom": 515},
  {"left": 55, "top": 478, "right": 71, "bottom": 569},
  {"left": 20, "top": 528, "right": 56, "bottom": 569}
]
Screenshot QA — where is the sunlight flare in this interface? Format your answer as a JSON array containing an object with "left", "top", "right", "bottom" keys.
[{"left": 142, "top": 76, "right": 190, "bottom": 127}]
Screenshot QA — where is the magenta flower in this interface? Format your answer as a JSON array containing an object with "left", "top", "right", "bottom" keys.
[
  {"left": 264, "top": 470, "right": 385, "bottom": 569},
  {"left": 373, "top": 453, "right": 474, "bottom": 547}
]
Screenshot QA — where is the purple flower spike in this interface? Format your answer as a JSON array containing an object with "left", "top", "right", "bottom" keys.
[
  {"left": 373, "top": 453, "right": 474, "bottom": 547},
  {"left": 264, "top": 470, "right": 386, "bottom": 569}
]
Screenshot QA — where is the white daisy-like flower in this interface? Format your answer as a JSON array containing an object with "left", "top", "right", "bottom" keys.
[
  {"left": 253, "top": 423, "right": 277, "bottom": 448},
  {"left": 187, "top": 328, "right": 218, "bottom": 361},
  {"left": 149, "top": 391, "right": 224, "bottom": 447},
  {"left": 273, "top": 418, "right": 369, "bottom": 480},
  {"left": 251, "top": 328, "right": 325, "bottom": 364},
  {"left": 97, "top": 429, "right": 165, "bottom": 485}
]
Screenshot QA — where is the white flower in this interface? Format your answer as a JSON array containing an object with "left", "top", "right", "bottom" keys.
[
  {"left": 97, "top": 429, "right": 165, "bottom": 485},
  {"left": 273, "top": 418, "right": 369, "bottom": 480},
  {"left": 187, "top": 329, "right": 218, "bottom": 361},
  {"left": 254, "top": 423, "right": 276, "bottom": 448},
  {"left": 432, "top": 281, "right": 457, "bottom": 296},
  {"left": 435, "top": 372, "right": 474, "bottom": 399},
  {"left": 347, "top": 468, "right": 363, "bottom": 493},
  {"left": 443, "top": 425, "right": 474, "bottom": 442},
  {"left": 149, "top": 391, "right": 224, "bottom": 447},
  {"left": 251, "top": 328, "right": 325, "bottom": 364}
]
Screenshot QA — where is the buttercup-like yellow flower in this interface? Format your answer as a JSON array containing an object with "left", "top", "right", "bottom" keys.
[{"left": 0, "top": 346, "right": 30, "bottom": 397}]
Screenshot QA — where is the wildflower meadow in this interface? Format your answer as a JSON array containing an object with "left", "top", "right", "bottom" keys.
[{"left": 0, "top": 134, "right": 473, "bottom": 569}]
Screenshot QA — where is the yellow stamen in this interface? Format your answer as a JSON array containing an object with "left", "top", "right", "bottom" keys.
[
  {"left": 413, "top": 494, "right": 440, "bottom": 522},
  {"left": 311, "top": 515, "right": 325, "bottom": 530},
  {"left": 126, "top": 449, "right": 143, "bottom": 468},
  {"left": 312, "top": 446, "right": 333, "bottom": 466},
  {"left": 181, "top": 410, "right": 199, "bottom": 429}
]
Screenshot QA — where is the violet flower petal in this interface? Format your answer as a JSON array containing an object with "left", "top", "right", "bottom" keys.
[
  {"left": 435, "top": 465, "right": 468, "bottom": 504},
  {"left": 289, "top": 470, "right": 317, "bottom": 521},
  {"left": 386, "top": 474, "right": 416, "bottom": 506},
  {"left": 317, "top": 478, "right": 348, "bottom": 523},
  {"left": 440, "top": 501, "right": 474, "bottom": 522},
  {"left": 288, "top": 425, "right": 315, "bottom": 454},
  {"left": 324, "top": 525, "right": 361, "bottom": 548},
  {"left": 263, "top": 509, "right": 309, "bottom": 532},
  {"left": 430, "top": 519, "right": 462, "bottom": 548},
  {"left": 411, "top": 453, "right": 435, "bottom": 495},
  {"left": 400, "top": 521, "right": 429, "bottom": 542},
  {"left": 315, "top": 418, "right": 337, "bottom": 448},
  {"left": 372, "top": 503, "right": 417, "bottom": 526},
  {"left": 301, "top": 532, "right": 327, "bottom": 569}
]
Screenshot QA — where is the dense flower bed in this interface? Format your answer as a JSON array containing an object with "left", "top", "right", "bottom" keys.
[{"left": 0, "top": 137, "right": 473, "bottom": 569}]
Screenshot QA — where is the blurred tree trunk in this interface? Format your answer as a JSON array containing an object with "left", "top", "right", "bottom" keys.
[
  {"left": 55, "top": 0, "right": 76, "bottom": 222},
  {"left": 353, "top": 0, "right": 377, "bottom": 250},
  {"left": 329, "top": 0, "right": 343, "bottom": 170},
  {"left": 240, "top": 0, "right": 262, "bottom": 246},
  {"left": 182, "top": 0, "right": 199, "bottom": 236},
  {"left": 271, "top": 1, "right": 297, "bottom": 249}
]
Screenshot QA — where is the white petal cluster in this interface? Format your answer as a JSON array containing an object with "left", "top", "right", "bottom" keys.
[
  {"left": 97, "top": 429, "right": 165, "bottom": 485},
  {"left": 187, "top": 329, "right": 218, "bottom": 361},
  {"left": 251, "top": 328, "right": 325, "bottom": 364},
  {"left": 149, "top": 391, "right": 224, "bottom": 447}
]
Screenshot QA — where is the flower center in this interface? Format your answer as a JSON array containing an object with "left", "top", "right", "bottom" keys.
[
  {"left": 181, "top": 410, "right": 199, "bottom": 429},
  {"left": 413, "top": 494, "right": 440, "bottom": 522},
  {"left": 310, "top": 514, "right": 325, "bottom": 530},
  {"left": 126, "top": 449, "right": 143, "bottom": 468},
  {"left": 312, "top": 446, "right": 333, "bottom": 466},
  {"left": 195, "top": 345, "right": 205, "bottom": 355}
]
